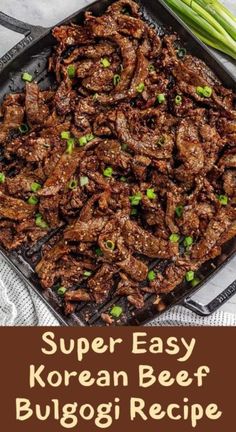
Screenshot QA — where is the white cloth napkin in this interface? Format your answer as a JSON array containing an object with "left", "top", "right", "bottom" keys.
[{"left": 0, "top": 0, "right": 235, "bottom": 326}]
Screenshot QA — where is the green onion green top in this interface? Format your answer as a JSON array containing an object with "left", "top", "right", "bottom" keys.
[
  {"left": 113, "top": 74, "right": 121, "bottom": 86},
  {"left": 79, "top": 133, "right": 94, "bottom": 146},
  {"left": 175, "top": 205, "right": 184, "bottom": 218},
  {"left": 196, "top": 85, "right": 212, "bottom": 97},
  {"left": 27, "top": 195, "right": 38, "bottom": 205},
  {"left": 184, "top": 236, "right": 193, "bottom": 247},
  {"left": 120, "top": 176, "right": 127, "bottom": 182},
  {"left": 110, "top": 305, "right": 123, "bottom": 318},
  {"left": 175, "top": 95, "right": 182, "bottom": 105},
  {"left": 146, "top": 188, "right": 157, "bottom": 199},
  {"left": 169, "top": 233, "right": 180, "bottom": 243},
  {"left": 22, "top": 72, "right": 33, "bottom": 82},
  {"left": 156, "top": 93, "right": 166, "bottom": 104},
  {"left": 185, "top": 270, "right": 195, "bottom": 282},
  {"left": 68, "top": 179, "right": 78, "bottom": 190},
  {"left": 191, "top": 277, "right": 200, "bottom": 287},
  {"left": 103, "top": 167, "right": 113, "bottom": 177},
  {"left": 57, "top": 286, "right": 67, "bottom": 296},
  {"left": 147, "top": 270, "right": 156, "bottom": 281},
  {"left": 0, "top": 172, "right": 6, "bottom": 183},
  {"left": 101, "top": 58, "right": 111, "bottom": 68},
  {"left": 217, "top": 194, "right": 228, "bottom": 205},
  {"left": 31, "top": 182, "right": 41, "bottom": 193},
  {"left": 105, "top": 240, "right": 115, "bottom": 250},
  {"left": 35, "top": 213, "right": 48, "bottom": 229},
  {"left": 80, "top": 176, "right": 89, "bottom": 187},
  {"left": 83, "top": 270, "right": 92, "bottom": 277},
  {"left": 136, "top": 82, "right": 145, "bottom": 93},
  {"left": 61, "top": 131, "right": 70, "bottom": 140},
  {"left": 19, "top": 123, "right": 29, "bottom": 134},
  {"left": 129, "top": 192, "right": 142, "bottom": 206},
  {"left": 66, "top": 138, "right": 75, "bottom": 154},
  {"left": 148, "top": 63, "right": 155, "bottom": 71},
  {"left": 67, "top": 64, "right": 76, "bottom": 79}
]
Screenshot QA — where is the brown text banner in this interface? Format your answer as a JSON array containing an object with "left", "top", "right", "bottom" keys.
[{"left": 0, "top": 327, "right": 235, "bottom": 432}]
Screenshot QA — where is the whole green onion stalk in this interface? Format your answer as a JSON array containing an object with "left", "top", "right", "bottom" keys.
[{"left": 164, "top": 0, "right": 236, "bottom": 59}]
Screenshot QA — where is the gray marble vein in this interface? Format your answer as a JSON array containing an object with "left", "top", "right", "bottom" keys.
[{"left": 0, "top": 0, "right": 235, "bottom": 314}]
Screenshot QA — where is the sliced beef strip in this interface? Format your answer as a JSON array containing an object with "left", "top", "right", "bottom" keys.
[
  {"left": 191, "top": 207, "right": 236, "bottom": 260},
  {"left": 0, "top": 192, "right": 35, "bottom": 221},
  {"left": 25, "top": 83, "right": 49, "bottom": 126},
  {"left": 87, "top": 263, "right": 116, "bottom": 303},
  {"left": 0, "top": 104, "right": 24, "bottom": 143},
  {"left": 116, "top": 273, "right": 144, "bottom": 309},
  {"left": 122, "top": 219, "right": 178, "bottom": 258}
]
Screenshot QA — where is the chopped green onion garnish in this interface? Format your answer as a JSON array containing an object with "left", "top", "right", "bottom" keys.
[
  {"left": 175, "top": 95, "right": 182, "bottom": 105},
  {"left": 146, "top": 188, "right": 156, "bottom": 199},
  {"left": 19, "top": 123, "right": 29, "bottom": 134},
  {"left": 79, "top": 133, "right": 94, "bottom": 146},
  {"left": 184, "top": 236, "right": 193, "bottom": 247},
  {"left": 120, "top": 176, "right": 127, "bottom": 182},
  {"left": 27, "top": 195, "right": 38, "bottom": 205},
  {"left": 217, "top": 194, "right": 228, "bottom": 205},
  {"left": 196, "top": 86, "right": 212, "bottom": 98},
  {"left": 136, "top": 82, "right": 145, "bottom": 93},
  {"left": 202, "top": 86, "right": 212, "bottom": 97},
  {"left": 185, "top": 270, "right": 195, "bottom": 282},
  {"left": 103, "top": 167, "right": 113, "bottom": 177},
  {"left": 80, "top": 176, "right": 89, "bottom": 187},
  {"left": 93, "top": 93, "right": 98, "bottom": 100},
  {"left": 191, "top": 277, "right": 200, "bottom": 288},
  {"left": 0, "top": 172, "right": 6, "bottom": 183},
  {"left": 61, "top": 131, "right": 70, "bottom": 140},
  {"left": 131, "top": 208, "right": 138, "bottom": 216},
  {"left": 177, "top": 48, "right": 186, "bottom": 59},
  {"left": 57, "top": 286, "right": 67, "bottom": 296},
  {"left": 22, "top": 72, "right": 33, "bottom": 82},
  {"left": 110, "top": 305, "right": 123, "bottom": 318},
  {"left": 156, "top": 93, "right": 166, "bottom": 104},
  {"left": 148, "top": 270, "right": 156, "bottom": 281},
  {"left": 79, "top": 136, "right": 87, "bottom": 146},
  {"left": 86, "top": 133, "right": 94, "bottom": 142},
  {"left": 175, "top": 205, "right": 184, "bottom": 218},
  {"left": 101, "top": 58, "right": 111, "bottom": 68},
  {"left": 95, "top": 247, "right": 103, "bottom": 256},
  {"left": 66, "top": 138, "right": 75, "bottom": 154},
  {"left": 169, "top": 233, "right": 180, "bottom": 243},
  {"left": 31, "top": 182, "right": 41, "bottom": 193},
  {"left": 196, "top": 86, "right": 204, "bottom": 96},
  {"left": 68, "top": 179, "right": 78, "bottom": 190},
  {"left": 35, "top": 213, "right": 48, "bottom": 229},
  {"left": 105, "top": 240, "right": 115, "bottom": 250},
  {"left": 129, "top": 192, "right": 142, "bottom": 206},
  {"left": 157, "top": 136, "right": 165, "bottom": 146},
  {"left": 148, "top": 63, "right": 155, "bottom": 72},
  {"left": 67, "top": 64, "right": 76, "bottom": 79},
  {"left": 113, "top": 74, "right": 121, "bottom": 86},
  {"left": 83, "top": 270, "right": 92, "bottom": 277}
]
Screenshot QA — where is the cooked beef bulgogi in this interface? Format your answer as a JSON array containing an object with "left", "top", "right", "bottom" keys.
[{"left": 0, "top": 0, "right": 235, "bottom": 318}]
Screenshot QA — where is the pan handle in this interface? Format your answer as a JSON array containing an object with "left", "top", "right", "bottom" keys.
[
  {"left": 0, "top": 11, "right": 49, "bottom": 72},
  {"left": 182, "top": 279, "right": 236, "bottom": 316}
]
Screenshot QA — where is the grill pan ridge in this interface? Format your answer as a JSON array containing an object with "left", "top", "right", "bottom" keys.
[{"left": 0, "top": 0, "right": 235, "bottom": 326}]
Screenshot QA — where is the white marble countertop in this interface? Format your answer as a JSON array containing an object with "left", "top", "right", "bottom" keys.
[{"left": 0, "top": 0, "right": 235, "bottom": 315}]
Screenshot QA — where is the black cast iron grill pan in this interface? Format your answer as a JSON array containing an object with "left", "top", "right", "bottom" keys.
[{"left": 0, "top": 0, "right": 235, "bottom": 326}]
